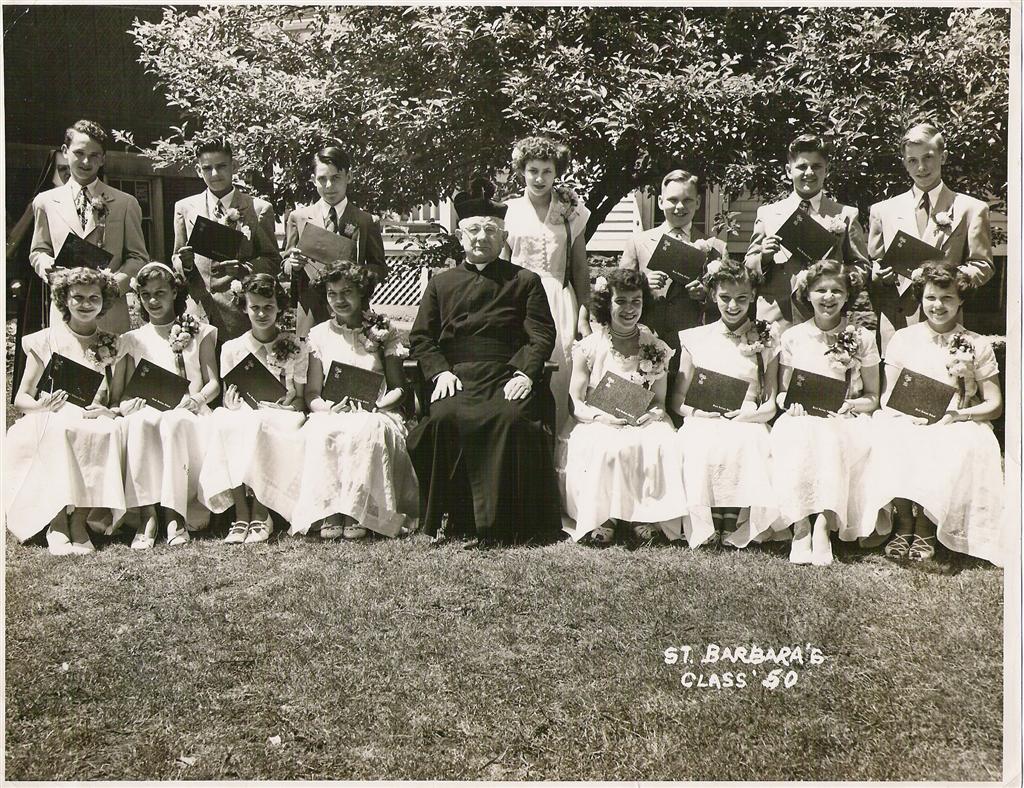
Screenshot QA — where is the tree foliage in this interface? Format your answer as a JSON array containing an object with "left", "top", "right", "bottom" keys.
[{"left": 127, "top": 6, "right": 1009, "bottom": 239}]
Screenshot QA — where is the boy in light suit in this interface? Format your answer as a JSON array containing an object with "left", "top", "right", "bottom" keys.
[
  {"left": 745, "top": 134, "right": 870, "bottom": 328},
  {"left": 868, "top": 122, "right": 993, "bottom": 351},
  {"left": 172, "top": 138, "right": 281, "bottom": 344},
  {"left": 283, "top": 144, "right": 387, "bottom": 336},
  {"left": 29, "top": 119, "right": 149, "bottom": 333},
  {"left": 619, "top": 170, "right": 726, "bottom": 393}
]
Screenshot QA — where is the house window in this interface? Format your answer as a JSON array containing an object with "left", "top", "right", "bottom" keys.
[{"left": 105, "top": 177, "right": 154, "bottom": 251}]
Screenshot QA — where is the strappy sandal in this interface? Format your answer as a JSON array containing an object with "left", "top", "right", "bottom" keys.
[
  {"left": 166, "top": 523, "right": 191, "bottom": 547},
  {"left": 245, "top": 518, "right": 273, "bottom": 544},
  {"left": 632, "top": 524, "right": 661, "bottom": 545},
  {"left": 223, "top": 521, "right": 249, "bottom": 544},
  {"left": 884, "top": 533, "right": 912, "bottom": 560},
  {"left": 588, "top": 524, "right": 616, "bottom": 546},
  {"left": 908, "top": 534, "right": 936, "bottom": 562},
  {"left": 320, "top": 517, "right": 344, "bottom": 540},
  {"left": 343, "top": 524, "right": 368, "bottom": 540},
  {"left": 131, "top": 531, "right": 156, "bottom": 550}
]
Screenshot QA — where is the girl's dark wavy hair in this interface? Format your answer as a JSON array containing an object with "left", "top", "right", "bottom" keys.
[
  {"left": 703, "top": 259, "right": 762, "bottom": 294},
  {"left": 511, "top": 135, "right": 572, "bottom": 177},
  {"left": 319, "top": 259, "right": 378, "bottom": 303},
  {"left": 792, "top": 259, "right": 866, "bottom": 315},
  {"left": 134, "top": 264, "right": 188, "bottom": 323},
  {"left": 231, "top": 272, "right": 290, "bottom": 312},
  {"left": 590, "top": 268, "right": 652, "bottom": 326},
  {"left": 911, "top": 261, "right": 973, "bottom": 302},
  {"left": 50, "top": 267, "right": 121, "bottom": 323}
]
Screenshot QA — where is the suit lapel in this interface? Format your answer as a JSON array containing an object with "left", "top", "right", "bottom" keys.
[
  {"left": 928, "top": 185, "right": 957, "bottom": 248},
  {"left": 55, "top": 182, "right": 86, "bottom": 238},
  {"left": 894, "top": 190, "right": 919, "bottom": 240},
  {"left": 338, "top": 202, "right": 362, "bottom": 261}
]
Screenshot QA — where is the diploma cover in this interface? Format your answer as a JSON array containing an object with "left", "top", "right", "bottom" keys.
[
  {"left": 187, "top": 215, "right": 245, "bottom": 262},
  {"left": 586, "top": 371, "right": 655, "bottom": 424},
  {"left": 646, "top": 233, "right": 707, "bottom": 284},
  {"left": 122, "top": 358, "right": 191, "bottom": 411},
  {"left": 322, "top": 361, "right": 385, "bottom": 408},
  {"left": 776, "top": 209, "right": 838, "bottom": 263},
  {"left": 36, "top": 353, "right": 104, "bottom": 407},
  {"left": 882, "top": 230, "right": 943, "bottom": 279},
  {"left": 783, "top": 368, "right": 847, "bottom": 417},
  {"left": 54, "top": 234, "right": 113, "bottom": 270},
  {"left": 222, "top": 353, "right": 287, "bottom": 409},
  {"left": 885, "top": 368, "right": 957, "bottom": 424},
  {"left": 684, "top": 367, "right": 750, "bottom": 414}
]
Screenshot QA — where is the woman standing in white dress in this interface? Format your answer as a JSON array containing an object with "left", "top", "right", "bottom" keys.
[
  {"left": 770, "top": 260, "right": 880, "bottom": 566},
  {"left": 5, "top": 268, "right": 126, "bottom": 554},
  {"left": 671, "top": 260, "right": 783, "bottom": 550},
  {"left": 290, "top": 261, "right": 419, "bottom": 540},
  {"left": 560, "top": 269, "right": 685, "bottom": 545},
  {"left": 502, "top": 135, "right": 592, "bottom": 431},
  {"left": 113, "top": 262, "right": 220, "bottom": 548},
  {"left": 863, "top": 263, "right": 1005, "bottom": 566},
  {"left": 199, "top": 273, "right": 309, "bottom": 544}
]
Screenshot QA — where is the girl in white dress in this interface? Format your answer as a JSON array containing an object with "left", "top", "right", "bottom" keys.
[
  {"left": 502, "top": 135, "right": 592, "bottom": 431},
  {"left": 560, "top": 269, "right": 684, "bottom": 545},
  {"left": 670, "top": 260, "right": 783, "bottom": 549},
  {"left": 5, "top": 268, "right": 125, "bottom": 555},
  {"left": 291, "top": 261, "right": 419, "bottom": 539},
  {"left": 199, "top": 274, "right": 309, "bottom": 545},
  {"left": 864, "top": 263, "right": 1005, "bottom": 566},
  {"left": 112, "top": 262, "right": 220, "bottom": 549},
  {"left": 771, "top": 260, "right": 880, "bottom": 566}
]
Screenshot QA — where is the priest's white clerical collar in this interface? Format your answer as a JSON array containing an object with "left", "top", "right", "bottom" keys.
[{"left": 467, "top": 260, "right": 495, "bottom": 273}]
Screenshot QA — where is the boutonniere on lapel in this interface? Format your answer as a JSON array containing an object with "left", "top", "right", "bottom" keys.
[
  {"left": 933, "top": 210, "right": 954, "bottom": 231},
  {"left": 89, "top": 194, "right": 110, "bottom": 244},
  {"left": 343, "top": 222, "right": 358, "bottom": 238},
  {"left": 821, "top": 215, "right": 847, "bottom": 236},
  {"left": 223, "top": 206, "right": 251, "bottom": 240}
]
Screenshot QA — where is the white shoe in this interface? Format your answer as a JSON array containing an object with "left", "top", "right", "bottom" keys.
[
  {"left": 224, "top": 521, "right": 249, "bottom": 544},
  {"left": 46, "top": 529, "right": 73, "bottom": 557},
  {"left": 167, "top": 523, "right": 191, "bottom": 547},
  {"left": 244, "top": 519, "right": 273, "bottom": 544},
  {"left": 67, "top": 540, "right": 96, "bottom": 556},
  {"left": 811, "top": 521, "right": 833, "bottom": 566},
  {"left": 131, "top": 532, "right": 156, "bottom": 550},
  {"left": 789, "top": 522, "right": 813, "bottom": 564}
]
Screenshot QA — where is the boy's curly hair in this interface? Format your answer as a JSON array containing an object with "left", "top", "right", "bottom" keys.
[
  {"left": 50, "top": 267, "right": 120, "bottom": 323},
  {"left": 590, "top": 268, "right": 652, "bottom": 326},
  {"left": 792, "top": 259, "right": 866, "bottom": 315}
]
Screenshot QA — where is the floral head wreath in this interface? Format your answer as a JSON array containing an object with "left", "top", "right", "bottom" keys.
[
  {"left": 593, "top": 275, "right": 609, "bottom": 293},
  {"left": 704, "top": 259, "right": 724, "bottom": 279},
  {"left": 129, "top": 261, "right": 177, "bottom": 292},
  {"left": 792, "top": 268, "right": 812, "bottom": 293}
]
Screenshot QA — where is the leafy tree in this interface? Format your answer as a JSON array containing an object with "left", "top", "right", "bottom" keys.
[{"left": 125, "top": 6, "right": 1009, "bottom": 243}]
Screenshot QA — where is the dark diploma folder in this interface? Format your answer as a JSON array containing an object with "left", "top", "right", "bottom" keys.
[
  {"left": 54, "top": 234, "right": 113, "bottom": 270},
  {"left": 776, "top": 209, "right": 838, "bottom": 263},
  {"left": 646, "top": 233, "right": 708, "bottom": 284},
  {"left": 882, "top": 230, "right": 943, "bottom": 279},
  {"left": 783, "top": 368, "right": 847, "bottom": 417},
  {"left": 36, "top": 353, "right": 104, "bottom": 407},
  {"left": 684, "top": 367, "right": 750, "bottom": 415},
  {"left": 222, "top": 353, "right": 287, "bottom": 409},
  {"left": 122, "top": 358, "right": 191, "bottom": 411},
  {"left": 885, "top": 368, "right": 956, "bottom": 424},
  {"left": 187, "top": 215, "right": 245, "bottom": 262},
  {"left": 298, "top": 222, "right": 355, "bottom": 265},
  {"left": 586, "top": 371, "right": 655, "bottom": 424},
  {"left": 322, "top": 361, "right": 385, "bottom": 408}
]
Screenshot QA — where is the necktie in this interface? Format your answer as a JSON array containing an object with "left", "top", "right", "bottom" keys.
[
  {"left": 76, "top": 187, "right": 89, "bottom": 230},
  {"left": 799, "top": 199, "right": 812, "bottom": 215},
  {"left": 916, "top": 192, "right": 931, "bottom": 237},
  {"left": 213, "top": 199, "right": 225, "bottom": 222},
  {"left": 328, "top": 206, "right": 339, "bottom": 234}
]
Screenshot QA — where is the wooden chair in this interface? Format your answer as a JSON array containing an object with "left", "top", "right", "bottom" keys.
[{"left": 401, "top": 359, "right": 558, "bottom": 430}]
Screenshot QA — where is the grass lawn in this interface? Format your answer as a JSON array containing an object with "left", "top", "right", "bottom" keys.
[{"left": 4, "top": 532, "right": 1003, "bottom": 781}]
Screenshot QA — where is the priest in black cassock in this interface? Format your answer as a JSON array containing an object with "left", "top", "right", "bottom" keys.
[{"left": 407, "top": 195, "right": 562, "bottom": 547}]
